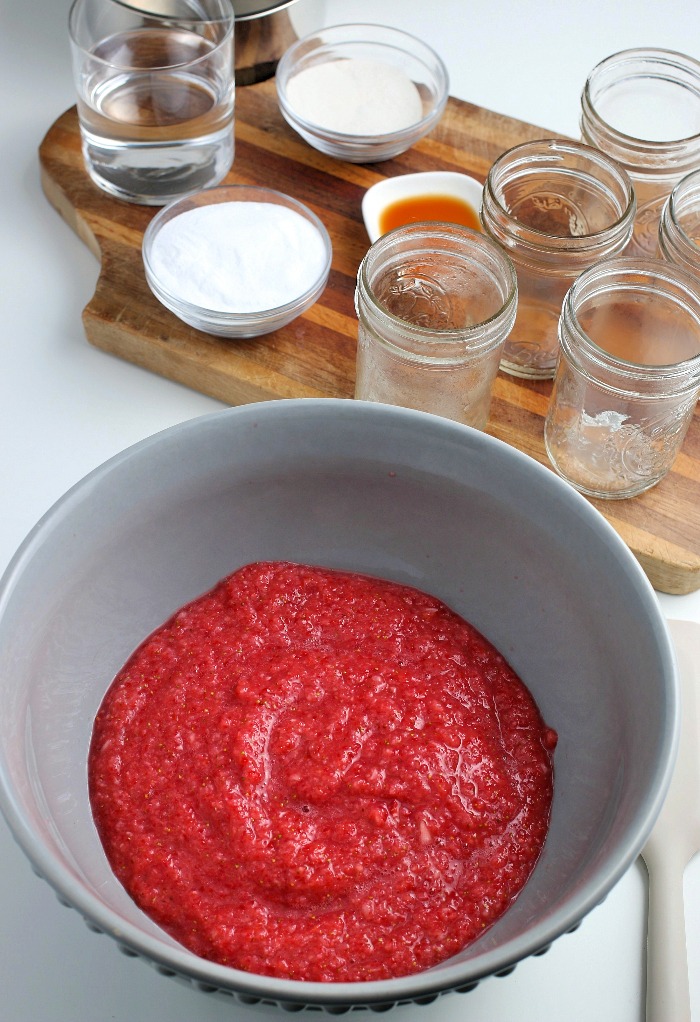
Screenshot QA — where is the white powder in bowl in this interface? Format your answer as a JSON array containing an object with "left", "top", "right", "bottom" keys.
[
  {"left": 149, "top": 201, "right": 329, "bottom": 313},
  {"left": 285, "top": 57, "right": 424, "bottom": 136}
]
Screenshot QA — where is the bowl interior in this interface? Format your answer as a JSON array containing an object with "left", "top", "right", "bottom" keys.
[{"left": 0, "top": 399, "right": 676, "bottom": 1006}]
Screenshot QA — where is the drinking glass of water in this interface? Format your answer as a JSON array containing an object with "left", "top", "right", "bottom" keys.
[{"left": 69, "top": 0, "right": 235, "bottom": 205}]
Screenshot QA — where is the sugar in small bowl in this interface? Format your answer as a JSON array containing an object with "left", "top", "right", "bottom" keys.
[
  {"left": 142, "top": 185, "right": 332, "bottom": 338},
  {"left": 275, "top": 23, "right": 449, "bottom": 163}
]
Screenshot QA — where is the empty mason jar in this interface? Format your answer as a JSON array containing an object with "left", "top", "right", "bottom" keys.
[
  {"left": 354, "top": 223, "right": 517, "bottom": 431},
  {"left": 658, "top": 169, "right": 700, "bottom": 279},
  {"left": 544, "top": 257, "right": 700, "bottom": 499},
  {"left": 581, "top": 48, "right": 700, "bottom": 258},
  {"left": 480, "top": 139, "right": 635, "bottom": 380}
]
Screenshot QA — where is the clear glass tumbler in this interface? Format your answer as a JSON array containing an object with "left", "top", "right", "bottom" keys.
[
  {"left": 581, "top": 48, "right": 700, "bottom": 258},
  {"left": 658, "top": 169, "right": 700, "bottom": 279},
  {"left": 544, "top": 257, "right": 700, "bottom": 499},
  {"left": 480, "top": 139, "right": 635, "bottom": 381},
  {"left": 69, "top": 0, "right": 235, "bottom": 205},
  {"left": 354, "top": 223, "right": 517, "bottom": 431}
]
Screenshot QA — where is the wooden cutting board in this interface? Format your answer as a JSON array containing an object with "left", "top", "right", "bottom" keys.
[{"left": 38, "top": 79, "right": 700, "bottom": 595}]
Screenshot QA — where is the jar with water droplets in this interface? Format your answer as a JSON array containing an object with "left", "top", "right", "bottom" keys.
[
  {"left": 544, "top": 257, "right": 700, "bottom": 499},
  {"left": 354, "top": 223, "right": 517, "bottom": 431},
  {"left": 480, "top": 139, "right": 636, "bottom": 380}
]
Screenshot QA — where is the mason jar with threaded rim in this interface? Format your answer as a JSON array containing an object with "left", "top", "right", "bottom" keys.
[
  {"left": 480, "top": 138, "right": 635, "bottom": 381},
  {"left": 658, "top": 168, "right": 700, "bottom": 279},
  {"left": 544, "top": 256, "right": 700, "bottom": 499},
  {"left": 581, "top": 47, "right": 700, "bottom": 258},
  {"left": 354, "top": 222, "right": 517, "bottom": 431}
]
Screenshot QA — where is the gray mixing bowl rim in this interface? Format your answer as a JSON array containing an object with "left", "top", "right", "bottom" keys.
[{"left": 0, "top": 397, "right": 679, "bottom": 1007}]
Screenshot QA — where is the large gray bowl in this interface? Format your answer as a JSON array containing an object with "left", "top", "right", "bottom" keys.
[{"left": 0, "top": 399, "right": 677, "bottom": 1012}]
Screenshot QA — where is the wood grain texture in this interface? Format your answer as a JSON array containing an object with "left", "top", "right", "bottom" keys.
[{"left": 38, "top": 79, "right": 700, "bottom": 594}]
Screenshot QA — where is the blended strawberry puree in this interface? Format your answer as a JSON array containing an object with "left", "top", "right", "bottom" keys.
[{"left": 89, "top": 561, "right": 557, "bottom": 983}]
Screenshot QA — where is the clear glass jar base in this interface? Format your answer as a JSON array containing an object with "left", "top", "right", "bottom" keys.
[
  {"left": 544, "top": 447, "right": 664, "bottom": 500},
  {"left": 499, "top": 359, "right": 556, "bottom": 381}
]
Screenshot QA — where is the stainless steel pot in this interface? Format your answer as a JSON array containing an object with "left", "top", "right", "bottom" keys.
[
  {"left": 234, "top": 0, "right": 309, "bottom": 85},
  {"left": 115, "top": 0, "right": 324, "bottom": 84}
]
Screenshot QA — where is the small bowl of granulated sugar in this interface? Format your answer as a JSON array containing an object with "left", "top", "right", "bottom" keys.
[
  {"left": 275, "top": 24, "right": 449, "bottom": 163},
  {"left": 142, "top": 185, "right": 333, "bottom": 338}
]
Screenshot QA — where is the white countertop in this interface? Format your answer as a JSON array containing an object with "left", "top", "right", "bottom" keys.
[{"left": 1, "top": 1, "right": 699, "bottom": 1018}]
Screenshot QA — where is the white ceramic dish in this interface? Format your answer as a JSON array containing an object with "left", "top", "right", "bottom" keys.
[
  {"left": 0, "top": 398, "right": 677, "bottom": 1013},
  {"left": 362, "top": 170, "right": 484, "bottom": 242}
]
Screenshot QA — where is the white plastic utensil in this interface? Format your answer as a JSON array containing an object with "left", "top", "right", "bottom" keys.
[{"left": 641, "top": 618, "right": 700, "bottom": 1022}]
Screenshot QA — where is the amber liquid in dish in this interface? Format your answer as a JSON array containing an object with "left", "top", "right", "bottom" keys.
[{"left": 379, "top": 194, "right": 481, "bottom": 234}]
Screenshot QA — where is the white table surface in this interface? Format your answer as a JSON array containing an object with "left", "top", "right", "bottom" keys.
[{"left": 1, "top": 1, "right": 699, "bottom": 1019}]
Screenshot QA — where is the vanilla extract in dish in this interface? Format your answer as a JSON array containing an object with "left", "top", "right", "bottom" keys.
[
  {"left": 89, "top": 560, "right": 557, "bottom": 984},
  {"left": 379, "top": 193, "right": 481, "bottom": 234}
]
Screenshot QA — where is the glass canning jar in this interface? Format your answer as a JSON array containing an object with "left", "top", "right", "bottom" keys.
[
  {"left": 544, "top": 257, "right": 700, "bottom": 499},
  {"left": 581, "top": 48, "right": 700, "bottom": 258},
  {"left": 480, "top": 138, "right": 635, "bottom": 381},
  {"left": 658, "top": 169, "right": 700, "bottom": 279},
  {"left": 354, "top": 223, "right": 517, "bottom": 431}
]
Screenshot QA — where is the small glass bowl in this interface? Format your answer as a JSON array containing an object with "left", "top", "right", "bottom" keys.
[
  {"left": 275, "top": 23, "right": 449, "bottom": 163},
  {"left": 142, "top": 185, "right": 333, "bottom": 338}
]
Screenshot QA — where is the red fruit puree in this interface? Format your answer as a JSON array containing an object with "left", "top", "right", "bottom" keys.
[{"left": 89, "top": 561, "right": 557, "bottom": 983}]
